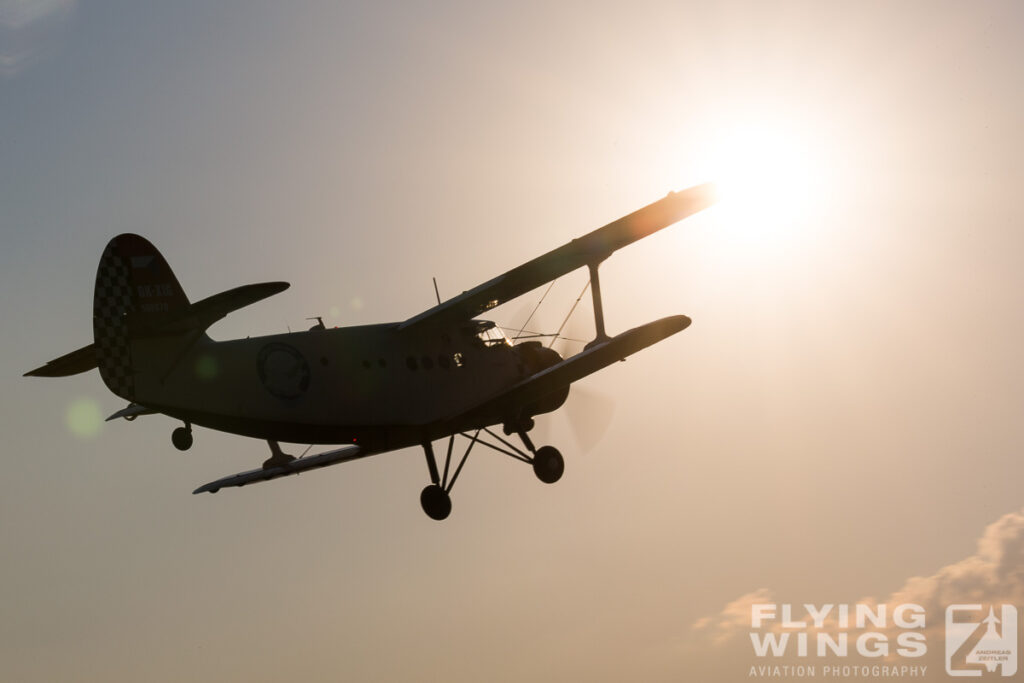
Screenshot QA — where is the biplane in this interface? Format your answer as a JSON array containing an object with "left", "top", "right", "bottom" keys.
[{"left": 26, "top": 183, "right": 717, "bottom": 519}]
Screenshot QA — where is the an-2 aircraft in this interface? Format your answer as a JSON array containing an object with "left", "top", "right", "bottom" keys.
[{"left": 26, "top": 183, "right": 716, "bottom": 519}]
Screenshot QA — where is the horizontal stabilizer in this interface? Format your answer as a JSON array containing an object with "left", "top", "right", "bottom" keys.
[
  {"left": 24, "top": 343, "right": 97, "bottom": 377},
  {"left": 26, "top": 282, "right": 287, "bottom": 378},
  {"left": 130, "top": 281, "right": 290, "bottom": 337},
  {"left": 106, "top": 403, "right": 156, "bottom": 421},
  {"left": 193, "top": 444, "right": 365, "bottom": 494},
  {"left": 442, "top": 315, "right": 690, "bottom": 427}
]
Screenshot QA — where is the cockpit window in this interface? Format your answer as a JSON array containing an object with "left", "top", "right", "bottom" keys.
[{"left": 464, "top": 319, "right": 510, "bottom": 347}]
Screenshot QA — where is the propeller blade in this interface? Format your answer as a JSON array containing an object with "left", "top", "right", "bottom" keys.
[
  {"left": 566, "top": 385, "right": 616, "bottom": 454},
  {"left": 530, "top": 384, "right": 615, "bottom": 456}
]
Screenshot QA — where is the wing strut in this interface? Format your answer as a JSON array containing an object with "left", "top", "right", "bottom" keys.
[{"left": 587, "top": 261, "right": 609, "bottom": 347}]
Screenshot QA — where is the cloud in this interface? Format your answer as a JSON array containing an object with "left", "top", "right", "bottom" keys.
[
  {"left": 0, "top": 0, "right": 76, "bottom": 77},
  {"left": 693, "top": 588, "right": 775, "bottom": 646},
  {"left": 693, "top": 508, "right": 1024, "bottom": 644},
  {"left": 888, "top": 509, "right": 1024, "bottom": 635}
]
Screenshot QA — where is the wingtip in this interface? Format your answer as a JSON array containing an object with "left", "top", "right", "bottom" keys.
[
  {"left": 670, "top": 181, "right": 718, "bottom": 202},
  {"left": 657, "top": 314, "right": 691, "bottom": 335}
]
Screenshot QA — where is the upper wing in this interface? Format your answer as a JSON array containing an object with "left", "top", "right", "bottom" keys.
[
  {"left": 192, "top": 444, "right": 366, "bottom": 494},
  {"left": 398, "top": 183, "right": 717, "bottom": 332}
]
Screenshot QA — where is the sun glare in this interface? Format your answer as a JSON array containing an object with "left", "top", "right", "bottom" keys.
[{"left": 704, "top": 120, "right": 828, "bottom": 230}]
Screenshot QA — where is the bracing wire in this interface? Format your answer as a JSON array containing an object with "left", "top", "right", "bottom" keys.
[
  {"left": 548, "top": 280, "right": 590, "bottom": 349},
  {"left": 501, "top": 329, "right": 588, "bottom": 343},
  {"left": 513, "top": 279, "right": 557, "bottom": 342}
]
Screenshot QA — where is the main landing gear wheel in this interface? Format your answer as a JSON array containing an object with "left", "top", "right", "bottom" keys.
[
  {"left": 532, "top": 445, "right": 564, "bottom": 484},
  {"left": 420, "top": 484, "right": 452, "bottom": 521},
  {"left": 171, "top": 426, "right": 193, "bottom": 451}
]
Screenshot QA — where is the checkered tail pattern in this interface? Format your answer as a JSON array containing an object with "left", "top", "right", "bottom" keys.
[{"left": 93, "top": 238, "right": 136, "bottom": 400}]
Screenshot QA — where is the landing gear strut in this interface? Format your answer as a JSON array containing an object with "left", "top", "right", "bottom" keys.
[
  {"left": 171, "top": 424, "right": 193, "bottom": 451},
  {"left": 418, "top": 428, "right": 567, "bottom": 519},
  {"left": 420, "top": 439, "right": 462, "bottom": 521},
  {"left": 262, "top": 441, "right": 296, "bottom": 469}
]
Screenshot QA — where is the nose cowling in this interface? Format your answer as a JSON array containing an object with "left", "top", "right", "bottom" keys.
[{"left": 512, "top": 341, "right": 570, "bottom": 418}]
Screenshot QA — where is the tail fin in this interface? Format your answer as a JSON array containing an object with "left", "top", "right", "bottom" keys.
[
  {"left": 26, "top": 234, "right": 288, "bottom": 390},
  {"left": 93, "top": 234, "right": 190, "bottom": 400}
]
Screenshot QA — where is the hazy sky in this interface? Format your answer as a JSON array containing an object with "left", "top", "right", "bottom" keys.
[{"left": 3, "top": 1, "right": 1024, "bottom": 681}]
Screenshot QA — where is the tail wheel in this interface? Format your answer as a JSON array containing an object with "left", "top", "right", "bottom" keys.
[
  {"left": 172, "top": 426, "right": 193, "bottom": 451},
  {"left": 532, "top": 446, "right": 564, "bottom": 484}
]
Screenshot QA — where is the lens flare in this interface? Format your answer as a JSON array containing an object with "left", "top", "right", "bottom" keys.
[{"left": 66, "top": 397, "right": 102, "bottom": 438}]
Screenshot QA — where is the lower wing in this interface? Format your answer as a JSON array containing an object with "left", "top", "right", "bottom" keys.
[{"left": 193, "top": 444, "right": 367, "bottom": 494}]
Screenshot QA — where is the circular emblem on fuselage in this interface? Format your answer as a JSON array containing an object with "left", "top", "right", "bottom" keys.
[{"left": 257, "top": 343, "right": 311, "bottom": 399}]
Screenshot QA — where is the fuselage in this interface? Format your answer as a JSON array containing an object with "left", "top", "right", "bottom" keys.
[{"left": 133, "top": 320, "right": 566, "bottom": 450}]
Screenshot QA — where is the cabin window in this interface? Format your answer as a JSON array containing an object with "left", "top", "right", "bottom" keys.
[
  {"left": 377, "top": 358, "right": 386, "bottom": 368},
  {"left": 362, "top": 360, "right": 371, "bottom": 369},
  {"left": 453, "top": 352, "right": 464, "bottom": 367},
  {"left": 406, "top": 356, "right": 418, "bottom": 370},
  {"left": 421, "top": 355, "right": 434, "bottom": 370}
]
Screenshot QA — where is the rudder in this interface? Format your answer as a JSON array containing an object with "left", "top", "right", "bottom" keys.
[{"left": 93, "top": 234, "right": 189, "bottom": 400}]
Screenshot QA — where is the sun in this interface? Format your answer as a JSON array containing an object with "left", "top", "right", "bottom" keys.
[{"left": 702, "top": 118, "right": 829, "bottom": 230}]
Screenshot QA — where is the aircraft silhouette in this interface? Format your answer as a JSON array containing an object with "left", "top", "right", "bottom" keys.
[{"left": 26, "top": 183, "right": 716, "bottom": 519}]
